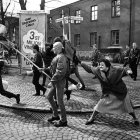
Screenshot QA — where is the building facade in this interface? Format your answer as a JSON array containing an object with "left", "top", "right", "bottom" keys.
[{"left": 47, "top": 0, "right": 140, "bottom": 58}]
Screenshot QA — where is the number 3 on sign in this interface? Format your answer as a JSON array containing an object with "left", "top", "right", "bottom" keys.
[{"left": 30, "top": 31, "right": 35, "bottom": 40}]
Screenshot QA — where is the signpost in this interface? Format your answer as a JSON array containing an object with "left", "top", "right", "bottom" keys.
[
  {"left": 55, "top": 10, "right": 83, "bottom": 42},
  {"left": 19, "top": 11, "right": 47, "bottom": 69}
]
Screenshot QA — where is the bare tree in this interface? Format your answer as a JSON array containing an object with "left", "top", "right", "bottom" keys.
[
  {"left": 19, "top": 0, "right": 27, "bottom": 10},
  {"left": 0, "top": 0, "right": 12, "bottom": 25}
]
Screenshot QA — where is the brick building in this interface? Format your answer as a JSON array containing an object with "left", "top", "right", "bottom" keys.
[{"left": 47, "top": 0, "right": 140, "bottom": 58}]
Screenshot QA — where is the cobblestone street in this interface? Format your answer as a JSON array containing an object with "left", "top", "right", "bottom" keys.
[{"left": 0, "top": 60, "right": 140, "bottom": 140}]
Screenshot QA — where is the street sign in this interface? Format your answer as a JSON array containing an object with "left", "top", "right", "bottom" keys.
[
  {"left": 70, "top": 16, "right": 83, "bottom": 21},
  {"left": 55, "top": 16, "right": 69, "bottom": 23}
]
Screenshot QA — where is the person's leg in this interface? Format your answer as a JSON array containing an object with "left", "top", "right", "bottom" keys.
[
  {"left": 47, "top": 84, "right": 59, "bottom": 122},
  {"left": 85, "top": 110, "right": 99, "bottom": 125},
  {"left": 32, "top": 71, "right": 41, "bottom": 95},
  {"left": 74, "top": 66, "right": 85, "bottom": 90},
  {"left": 133, "top": 63, "right": 138, "bottom": 80},
  {"left": 64, "top": 78, "right": 72, "bottom": 100},
  {"left": 68, "top": 77, "right": 78, "bottom": 85},
  {"left": 0, "top": 76, "right": 20, "bottom": 104},
  {"left": 42, "top": 74, "right": 46, "bottom": 86},
  {"left": 54, "top": 80, "right": 67, "bottom": 127},
  {"left": 129, "top": 112, "right": 139, "bottom": 126}
]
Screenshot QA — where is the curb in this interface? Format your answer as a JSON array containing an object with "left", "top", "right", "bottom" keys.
[
  {"left": 0, "top": 104, "right": 93, "bottom": 114},
  {"left": 0, "top": 103, "right": 140, "bottom": 114}
]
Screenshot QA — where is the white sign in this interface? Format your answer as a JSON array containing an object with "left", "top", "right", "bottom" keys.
[
  {"left": 70, "top": 16, "right": 83, "bottom": 21},
  {"left": 22, "top": 29, "right": 44, "bottom": 55},
  {"left": 19, "top": 11, "right": 47, "bottom": 69},
  {"left": 55, "top": 16, "right": 83, "bottom": 23},
  {"left": 55, "top": 16, "right": 69, "bottom": 23}
]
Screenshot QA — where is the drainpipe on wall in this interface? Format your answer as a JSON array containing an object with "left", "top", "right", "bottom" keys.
[
  {"left": 129, "top": 0, "right": 135, "bottom": 46},
  {"left": 129, "top": 0, "right": 132, "bottom": 46}
]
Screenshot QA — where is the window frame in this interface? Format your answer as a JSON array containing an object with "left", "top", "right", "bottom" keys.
[
  {"left": 74, "top": 34, "right": 80, "bottom": 47},
  {"left": 90, "top": 32, "right": 97, "bottom": 47},
  {"left": 75, "top": 10, "right": 81, "bottom": 24},
  {"left": 111, "top": 0, "right": 120, "bottom": 17},
  {"left": 91, "top": 5, "right": 98, "bottom": 21},
  {"left": 111, "top": 30, "right": 120, "bottom": 45}
]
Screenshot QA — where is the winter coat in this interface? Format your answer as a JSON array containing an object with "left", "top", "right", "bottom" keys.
[{"left": 81, "top": 63, "right": 129, "bottom": 100}]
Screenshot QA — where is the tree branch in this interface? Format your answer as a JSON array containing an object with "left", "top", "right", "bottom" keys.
[
  {"left": 4, "top": 0, "right": 12, "bottom": 14},
  {"left": 25, "top": 0, "right": 27, "bottom": 5}
]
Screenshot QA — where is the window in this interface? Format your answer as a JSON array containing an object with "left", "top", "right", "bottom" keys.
[
  {"left": 111, "top": 30, "right": 119, "bottom": 45},
  {"left": 75, "top": 10, "right": 81, "bottom": 24},
  {"left": 49, "top": 17, "right": 52, "bottom": 24},
  {"left": 91, "top": 5, "right": 98, "bottom": 21},
  {"left": 74, "top": 34, "right": 80, "bottom": 47},
  {"left": 90, "top": 32, "right": 97, "bottom": 47},
  {"left": 111, "top": 0, "right": 120, "bottom": 17},
  {"left": 48, "top": 17, "right": 52, "bottom": 29}
]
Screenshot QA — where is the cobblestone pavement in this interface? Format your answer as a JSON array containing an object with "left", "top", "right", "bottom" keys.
[
  {"left": 0, "top": 107, "right": 140, "bottom": 140},
  {"left": 0, "top": 59, "right": 140, "bottom": 139}
]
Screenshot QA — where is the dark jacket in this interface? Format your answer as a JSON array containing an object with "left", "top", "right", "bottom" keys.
[
  {"left": 32, "top": 52, "right": 43, "bottom": 72},
  {"left": 42, "top": 48, "right": 55, "bottom": 67},
  {"left": 0, "top": 61, "right": 4, "bottom": 72},
  {"left": 81, "top": 63, "right": 128, "bottom": 100},
  {"left": 129, "top": 48, "right": 140, "bottom": 65}
]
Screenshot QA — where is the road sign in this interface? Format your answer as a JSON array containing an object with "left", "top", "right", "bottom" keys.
[
  {"left": 55, "top": 16, "right": 69, "bottom": 23},
  {"left": 70, "top": 16, "right": 83, "bottom": 21}
]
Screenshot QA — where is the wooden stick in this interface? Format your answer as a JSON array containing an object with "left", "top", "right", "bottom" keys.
[{"left": 0, "top": 40, "right": 51, "bottom": 79}]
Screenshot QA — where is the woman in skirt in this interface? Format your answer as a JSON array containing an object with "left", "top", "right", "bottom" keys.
[{"left": 81, "top": 58, "right": 139, "bottom": 126}]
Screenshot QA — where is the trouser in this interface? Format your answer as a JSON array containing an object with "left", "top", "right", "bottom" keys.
[
  {"left": 65, "top": 77, "right": 78, "bottom": 90},
  {"left": 74, "top": 66, "right": 85, "bottom": 86},
  {"left": 32, "top": 71, "right": 45, "bottom": 95},
  {"left": 47, "top": 80, "right": 67, "bottom": 122},
  {"left": 0, "top": 76, "right": 16, "bottom": 98},
  {"left": 129, "top": 62, "right": 138, "bottom": 79}
]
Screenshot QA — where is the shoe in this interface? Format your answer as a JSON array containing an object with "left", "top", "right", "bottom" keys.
[
  {"left": 54, "top": 120, "right": 67, "bottom": 127},
  {"left": 43, "top": 88, "right": 46, "bottom": 95},
  {"left": 33, "top": 93, "right": 40, "bottom": 96},
  {"left": 134, "top": 120, "right": 139, "bottom": 126},
  {"left": 64, "top": 90, "right": 71, "bottom": 100},
  {"left": 85, "top": 119, "right": 94, "bottom": 125},
  {"left": 16, "top": 94, "right": 20, "bottom": 104},
  {"left": 48, "top": 116, "right": 60, "bottom": 122},
  {"left": 79, "top": 85, "right": 85, "bottom": 90}
]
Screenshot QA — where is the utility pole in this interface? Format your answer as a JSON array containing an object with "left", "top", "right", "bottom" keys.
[{"left": 68, "top": 8, "right": 71, "bottom": 42}]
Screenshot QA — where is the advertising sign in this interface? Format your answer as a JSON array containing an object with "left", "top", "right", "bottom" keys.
[{"left": 19, "top": 11, "right": 47, "bottom": 69}]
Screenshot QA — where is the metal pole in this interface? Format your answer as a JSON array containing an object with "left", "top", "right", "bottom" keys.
[
  {"left": 68, "top": 18, "right": 71, "bottom": 42},
  {"left": 68, "top": 7, "right": 71, "bottom": 42}
]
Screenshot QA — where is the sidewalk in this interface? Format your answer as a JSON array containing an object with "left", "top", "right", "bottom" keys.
[{"left": 1, "top": 58, "right": 140, "bottom": 113}]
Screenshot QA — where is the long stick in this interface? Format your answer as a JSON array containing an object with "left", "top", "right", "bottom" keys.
[{"left": 0, "top": 40, "right": 51, "bottom": 79}]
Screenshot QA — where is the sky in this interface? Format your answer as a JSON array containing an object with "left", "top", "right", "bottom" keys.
[{"left": 3, "top": 0, "right": 79, "bottom": 14}]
